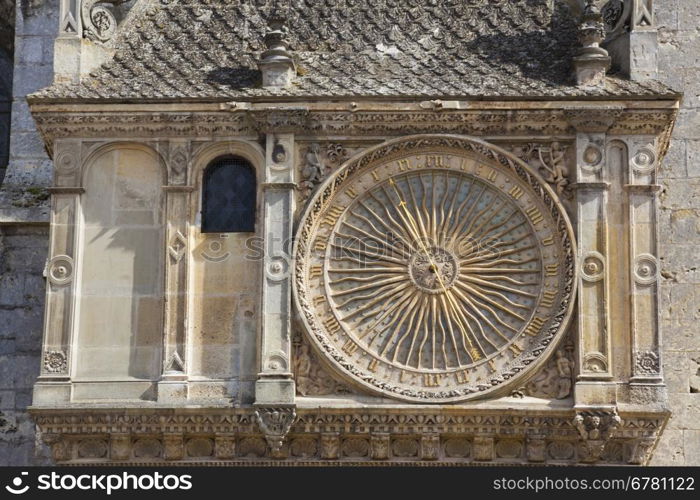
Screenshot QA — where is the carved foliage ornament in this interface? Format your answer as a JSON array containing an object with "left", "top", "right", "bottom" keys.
[
  {"left": 44, "top": 350, "right": 68, "bottom": 374},
  {"left": 293, "top": 135, "right": 577, "bottom": 403}
]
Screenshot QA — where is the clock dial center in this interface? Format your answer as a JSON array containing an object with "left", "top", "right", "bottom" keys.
[{"left": 408, "top": 246, "right": 458, "bottom": 294}]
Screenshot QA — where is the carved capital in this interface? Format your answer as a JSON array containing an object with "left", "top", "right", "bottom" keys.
[{"left": 254, "top": 406, "right": 296, "bottom": 458}]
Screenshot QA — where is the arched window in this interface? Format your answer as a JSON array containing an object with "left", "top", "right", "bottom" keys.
[{"left": 202, "top": 157, "right": 256, "bottom": 233}]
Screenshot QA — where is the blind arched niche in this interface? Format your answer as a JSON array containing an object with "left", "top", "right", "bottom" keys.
[{"left": 75, "top": 146, "right": 164, "bottom": 387}]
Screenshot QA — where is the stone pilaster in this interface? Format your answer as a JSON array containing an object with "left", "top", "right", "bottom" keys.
[
  {"left": 255, "top": 134, "right": 296, "bottom": 405},
  {"left": 625, "top": 137, "right": 664, "bottom": 401},
  {"left": 158, "top": 183, "right": 193, "bottom": 402},
  {"left": 567, "top": 109, "right": 622, "bottom": 407},
  {"left": 33, "top": 139, "right": 82, "bottom": 405}
]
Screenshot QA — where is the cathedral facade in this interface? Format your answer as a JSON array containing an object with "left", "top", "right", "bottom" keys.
[{"left": 0, "top": 0, "right": 697, "bottom": 466}]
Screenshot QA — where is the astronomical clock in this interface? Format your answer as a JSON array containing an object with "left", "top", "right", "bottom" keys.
[
  {"left": 29, "top": 0, "right": 676, "bottom": 466},
  {"left": 294, "top": 136, "right": 576, "bottom": 402}
]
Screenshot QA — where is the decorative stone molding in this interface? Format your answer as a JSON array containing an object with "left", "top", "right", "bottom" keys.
[
  {"left": 634, "top": 350, "right": 660, "bottom": 375},
  {"left": 29, "top": 107, "right": 679, "bottom": 157},
  {"left": 603, "top": 0, "right": 653, "bottom": 39},
  {"left": 255, "top": 406, "right": 297, "bottom": 458},
  {"left": 633, "top": 253, "right": 658, "bottom": 286},
  {"left": 30, "top": 407, "right": 666, "bottom": 464},
  {"left": 47, "top": 255, "right": 74, "bottom": 286}
]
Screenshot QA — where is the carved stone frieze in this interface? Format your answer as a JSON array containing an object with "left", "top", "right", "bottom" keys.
[
  {"left": 634, "top": 350, "right": 660, "bottom": 375},
  {"left": 30, "top": 407, "right": 666, "bottom": 464},
  {"left": 298, "top": 143, "right": 329, "bottom": 202},
  {"left": 30, "top": 107, "right": 678, "bottom": 157}
]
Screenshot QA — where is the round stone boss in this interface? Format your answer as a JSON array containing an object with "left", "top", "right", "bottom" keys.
[{"left": 293, "top": 135, "right": 577, "bottom": 402}]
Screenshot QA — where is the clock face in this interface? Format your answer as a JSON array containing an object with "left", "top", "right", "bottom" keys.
[{"left": 294, "top": 136, "right": 575, "bottom": 402}]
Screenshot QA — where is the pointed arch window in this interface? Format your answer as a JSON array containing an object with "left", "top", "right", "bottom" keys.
[{"left": 201, "top": 157, "right": 256, "bottom": 233}]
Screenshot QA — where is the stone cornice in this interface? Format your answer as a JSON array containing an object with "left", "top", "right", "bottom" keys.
[
  {"left": 29, "top": 405, "right": 668, "bottom": 465},
  {"left": 30, "top": 101, "right": 679, "bottom": 158}
]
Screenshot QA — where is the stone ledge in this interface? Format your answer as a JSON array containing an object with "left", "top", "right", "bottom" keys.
[{"left": 29, "top": 406, "right": 668, "bottom": 465}]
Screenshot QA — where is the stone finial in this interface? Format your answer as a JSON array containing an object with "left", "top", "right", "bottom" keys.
[
  {"left": 573, "top": 0, "right": 611, "bottom": 87},
  {"left": 258, "top": 15, "right": 296, "bottom": 88}
]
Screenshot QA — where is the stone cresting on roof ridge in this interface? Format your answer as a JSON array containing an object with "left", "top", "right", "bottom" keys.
[{"left": 31, "top": 0, "right": 678, "bottom": 100}]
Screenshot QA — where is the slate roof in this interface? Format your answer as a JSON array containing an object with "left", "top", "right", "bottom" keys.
[{"left": 32, "top": 0, "right": 679, "bottom": 102}]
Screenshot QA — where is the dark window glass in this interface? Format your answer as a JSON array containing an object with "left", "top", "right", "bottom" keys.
[{"left": 202, "top": 157, "right": 256, "bottom": 233}]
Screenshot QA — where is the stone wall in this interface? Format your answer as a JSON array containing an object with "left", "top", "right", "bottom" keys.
[
  {"left": 650, "top": 0, "right": 700, "bottom": 466},
  {"left": 0, "top": 226, "right": 50, "bottom": 465},
  {"left": 0, "top": 49, "right": 12, "bottom": 183},
  {"left": 0, "top": 0, "right": 55, "bottom": 465}
]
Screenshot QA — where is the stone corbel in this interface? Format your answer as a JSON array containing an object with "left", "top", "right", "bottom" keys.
[
  {"left": 573, "top": 408, "right": 622, "bottom": 462},
  {"left": 254, "top": 406, "right": 296, "bottom": 459}
]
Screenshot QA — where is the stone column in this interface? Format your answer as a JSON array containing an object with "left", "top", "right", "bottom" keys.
[
  {"left": 33, "top": 139, "right": 82, "bottom": 405},
  {"left": 158, "top": 184, "right": 193, "bottom": 402},
  {"left": 626, "top": 137, "right": 664, "bottom": 400},
  {"left": 255, "top": 134, "right": 296, "bottom": 405},
  {"left": 567, "top": 109, "right": 621, "bottom": 407}
]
